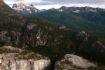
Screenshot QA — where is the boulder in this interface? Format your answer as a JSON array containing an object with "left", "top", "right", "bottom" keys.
[{"left": 55, "top": 54, "right": 96, "bottom": 70}]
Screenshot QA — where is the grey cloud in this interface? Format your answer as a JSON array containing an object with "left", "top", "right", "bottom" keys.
[
  {"left": 32, "top": 2, "right": 53, "bottom": 5},
  {"left": 42, "top": 0, "right": 105, "bottom": 4},
  {"left": 31, "top": 1, "right": 53, "bottom": 5}
]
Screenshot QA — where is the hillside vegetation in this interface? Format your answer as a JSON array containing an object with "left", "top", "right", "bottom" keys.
[{"left": 34, "top": 7, "right": 105, "bottom": 38}]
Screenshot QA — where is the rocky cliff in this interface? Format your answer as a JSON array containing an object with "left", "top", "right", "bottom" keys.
[
  {"left": 0, "top": 53, "right": 50, "bottom": 70},
  {"left": 0, "top": 16, "right": 105, "bottom": 62}
]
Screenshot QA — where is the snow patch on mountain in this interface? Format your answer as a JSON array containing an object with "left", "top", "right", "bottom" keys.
[{"left": 73, "top": 10, "right": 80, "bottom": 13}]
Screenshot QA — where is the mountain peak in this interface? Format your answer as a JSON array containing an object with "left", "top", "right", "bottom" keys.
[
  {"left": 12, "top": 1, "right": 26, "bottom": 9},
  {"left": 12, "top": 2, "right": 38, "bottom": 14},
  {"left": 0, "top": 0, "right": 4, "bottom": 6}
]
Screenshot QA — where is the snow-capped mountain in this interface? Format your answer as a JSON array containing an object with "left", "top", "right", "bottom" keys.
[
  {"left": 12, "top": 1, "right": 38, "bottom": 14},
  {"left": 56, "top": 6, "right": 99, "bottom": 13}
]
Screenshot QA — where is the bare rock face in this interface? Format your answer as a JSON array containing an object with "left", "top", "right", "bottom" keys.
[
  {"left": 55, "top": 54, "right": 97, "bottom": 70},
  {"left": 0, "top": 53, "right": 50, "bottom": 70},
  {"left": 76, "top": 31, "right": 89, "bottom": 42},
  {"left": 0, "top": 0, "right": 4, "bottom": 6}
]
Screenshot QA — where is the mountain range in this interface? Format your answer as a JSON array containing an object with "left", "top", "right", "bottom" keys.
[
  {"left": 33, "top": 6, "right": 105, "bottom": 38},
  {"left": 0, "top": 0, "right": 105, "bottom": 70},
  {"left": 12, "top": 3, "right": 105, "bottom": 38}
]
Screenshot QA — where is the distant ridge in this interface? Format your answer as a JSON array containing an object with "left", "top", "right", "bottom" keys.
[{"left": 34, "top": 6, "right": 105, "bottom": 38}]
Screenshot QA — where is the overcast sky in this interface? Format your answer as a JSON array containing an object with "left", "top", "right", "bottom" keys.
[{"left": 4, "top": 0, "right": 105, "bottom": 9}]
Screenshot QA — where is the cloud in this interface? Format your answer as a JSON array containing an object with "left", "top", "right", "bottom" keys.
[
  {"left": 42, "top": 0, "right": 105, "bottom": 4},
  {"left": 35, "top": 0, "right": 105, "bottom": 9},
  {"left": 4, "top": 0, "right": 105, "bottom": 9},
  {"left": 4, "top": 0, "right": 105, "bottom": 5}
]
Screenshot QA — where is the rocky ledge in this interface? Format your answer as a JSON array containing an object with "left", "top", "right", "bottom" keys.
[{"left": 0, "top": 47, "right": 50, "bottom": 70}]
